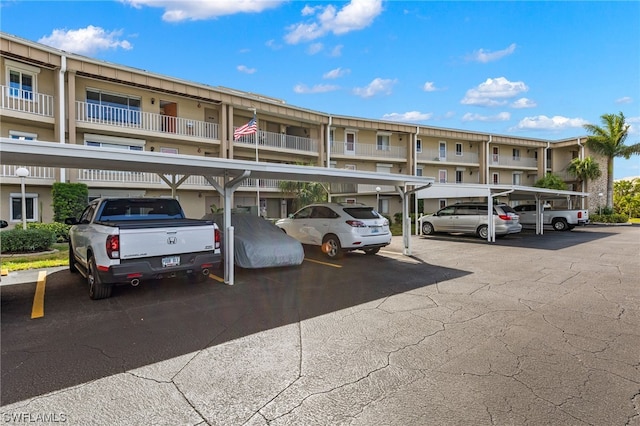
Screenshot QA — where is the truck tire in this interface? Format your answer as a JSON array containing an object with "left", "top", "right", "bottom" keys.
[
  {"left": 68, "top": 242, "right": 78, "bottom": 273},
  {"left": 552, "top": 218, "right": 569, "bottom": 231},
  {"left": 87, "top": 255, "right": 112, "bottom": 300}
]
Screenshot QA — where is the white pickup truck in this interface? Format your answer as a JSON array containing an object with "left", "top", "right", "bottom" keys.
[
  {"left": 513, "top": 204, "right": 589, "bottom": 231},
  {"left": 66, "top": 197, "right": 221, "bottom": 299}
]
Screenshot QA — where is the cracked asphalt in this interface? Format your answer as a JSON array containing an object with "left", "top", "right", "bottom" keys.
[{"left": 1, "top": 226, "right": 639, "bottom": 425}]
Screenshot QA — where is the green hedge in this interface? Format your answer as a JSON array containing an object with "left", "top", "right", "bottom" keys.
[
  {"left": 590, "top": 213, "right": 629, "bottom": 223},
  {"left": 0, "top": 228, "right": 56, "bottom": 253},
  {"left": 26, "top": 222, "right": 71, "bottom": 242}
]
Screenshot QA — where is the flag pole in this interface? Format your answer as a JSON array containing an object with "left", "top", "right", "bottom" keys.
[{"left": 250, "top": 108, "right": 260, "bottom": 216}]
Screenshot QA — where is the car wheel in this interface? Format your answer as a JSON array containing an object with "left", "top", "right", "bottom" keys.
[
  {"left": 188, "top": 271, "right": 207, "bottom": 283},
  {"left": 422, "top": 222, "right": 435, "bottom": 235},
  {"left": 363, "top": 247, "right": 380, "bottom": 255},
  {"left": 68, "top": 242, "right": 78, "bottom": 273},
  {"left": 552, "top": 219, "right": 569, "bottom": 231},
  {"left": 87, "top": 255, "right": 112, "bottom": 300},
  {"left": 477, "top": 225, "right": 489, "bottom": 239},
  {"left": 322, "top": 235, "right": 343, "bottom": 259}
]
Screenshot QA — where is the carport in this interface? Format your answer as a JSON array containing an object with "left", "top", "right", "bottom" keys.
[
  {"left": 416, "top": 183, "right": 590, "bottom": 241},
  {"left": 1, "top": 138, "right": 434, "bottom": 284}
]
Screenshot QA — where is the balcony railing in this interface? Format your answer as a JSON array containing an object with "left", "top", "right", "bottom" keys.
[
  {"left": 76, "top": 101, "right": 219, "bottom": 140},
  {"left": 490, "top": 155, "right": 537, "bottom": 168},
  {"left": 331, "top": 142, "right": 406, "bottom": 159},
  {"left": 0, "top": 85, "right": 54, "bottom": 117},
  {"left": 0, "top": 164, "right": 56, "bottom": 180},
  {"left": 417, "top": 149, "right": 478, "bottom": 164},
  {"left": 234, "top": 130, "right": 317, "bottom": 153}
]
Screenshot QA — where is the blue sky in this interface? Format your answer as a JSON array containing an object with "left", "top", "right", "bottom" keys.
[{"left": 2, "top": 0, "right": 639, "bottom": 179}]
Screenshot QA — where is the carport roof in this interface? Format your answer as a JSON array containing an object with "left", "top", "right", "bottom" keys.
[
  {"left": 417, "top": 183, "right": 589, "bottom": 201},
  {"left": 0, "top": 138, "right": 434, "bottom": 187}
]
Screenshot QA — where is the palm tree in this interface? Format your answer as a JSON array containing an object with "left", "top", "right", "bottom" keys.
[
  {"left": 566, "top": 156, "right": 602, "bottom": 192},
  {"left": 583, "top": 112, "right": 640, "bottom": 209}
]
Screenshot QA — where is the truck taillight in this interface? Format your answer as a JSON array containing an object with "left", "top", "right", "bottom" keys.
[
  {"left": 214, "top": 228, "right": 221, "bottom": 250},
  {"left": 578, "top": 211, "right": 582, "bottom": 218},
  {"left": 106, "top": 235, "right": 120, "bottom": 259}
]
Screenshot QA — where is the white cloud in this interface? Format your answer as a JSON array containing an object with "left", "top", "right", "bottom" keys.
[
  {"left": 122, "top": 0, "right": 285, "bottom": 22},
  {"left": 38, "top": 26, "right": 132, "bottom": 55},
  {"left": 512, "top": 115, "right": 588, "bottom": 131},
  {"left": 382, "top": 111, "right": 433, "bottom": 122},
  {"left": 307, "top": 43, "right": 323, "bottom": 55},
  {"left": 461, "top": 77, "right": 528, "bottom": 107},
  {"left": 237, "top": 65, "right": 256, "bottom": 74},
  {"left": 462, "top": 112, "right": 511, "bottom": 122},
  {"left": 330, "top": 44, "right": 344, "bottom": 57},
  {"left": 352, "top": 78, "right": 396, "bottom": 98},
  {"left": 293, "top": 83, "right": 339, "bottom": 94},
  {"left": 422, "top": 81, "right": 440, "bottom": 92},
  {"left": 265, "top": 39, "right": 282, "bottom": 50},
  {"left": 626, "top": 116, "right": 640, "bottom": 135},
  {"left": 285, "top": 0, "right": 383, "bottom": 44},
  {"left": 323, "top": 67, "right": 351, "bottom": 79},
  {"left": 511, "top": 98, "right": 537, "bottom": 109},
  {"left": 616, "top": 96, "right": 633, "bottom": 104},
  {"left": 467, "top": 43, "right": 517, "bottom": 63}
]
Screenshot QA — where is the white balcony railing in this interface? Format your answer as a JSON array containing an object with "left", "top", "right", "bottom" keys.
[
  {"left": 490, "top": 155, "right": 537, "bottom": 168},
  {"left": 0, "top": 85, "right": 54, "bottom": 117},
  {"left": 417, "top": 149, "right": 479, "bottom": 164},
  {"left": 75, "top": 101, "right": 219, "bottom": 140},
  {"left": 234, "top": 130, "right": 317, "bottom": 153},
  {"left": 331, "top": 142, "right": 406, "bottom": 159},
  {"left": 0, "top": 164, "right": 56, "bottom": 179}
]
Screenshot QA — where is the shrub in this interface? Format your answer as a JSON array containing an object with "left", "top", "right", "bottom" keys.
[
  {"left": 52, "top": 182, "right": 88, "bottom": 223},
  {"left": 27, "top": 222, "right": 71, "bottom": 242},
  {"left": 590, "top": 213, "right": 628, "bottom": 223},
  {"left": 0, "top": 228, "right": 56, "bottom": 253}
]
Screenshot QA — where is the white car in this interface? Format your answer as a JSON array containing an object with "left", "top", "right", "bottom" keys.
[{"left": 276, "top": 203, "right": 391, "bottom": 259}]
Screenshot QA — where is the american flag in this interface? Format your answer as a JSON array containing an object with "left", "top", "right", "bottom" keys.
[{"left": 233, "top": 117, "right": 257, "bottom": 140}]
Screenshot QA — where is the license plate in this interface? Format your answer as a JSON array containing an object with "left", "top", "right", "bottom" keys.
[
  {"left": 162, "top": 256, "right": 180, "bottom": 267},
  {"left": 370, "top": 226, "right": 380, "bottom": 234}
]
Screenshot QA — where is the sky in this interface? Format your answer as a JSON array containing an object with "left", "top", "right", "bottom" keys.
[{"left": 1, "top": 0, "right": 639, "bottom": 179}]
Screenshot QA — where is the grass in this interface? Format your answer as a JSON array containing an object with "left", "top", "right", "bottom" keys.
[{"left": 1, "top": 243, "right": 69, "bottom": 272}]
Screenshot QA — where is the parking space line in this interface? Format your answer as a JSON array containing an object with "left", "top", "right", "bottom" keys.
[
  {"left": 304, "top": 258, "right": 342, "bottom": 268},
  {"left": 31, "top": 271, "right": 47, "bottom": 319}
]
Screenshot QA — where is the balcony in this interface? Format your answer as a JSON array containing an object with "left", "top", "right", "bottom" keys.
[
  {"left": 234, "top": 130, "right": 317, "bottom": 154},
  {"left": 417, "top": 149, "right": 478, "bottom": 164},
  {"left": 75, "top": 101, "right": 219, "bottom": 140},
  {"left": 490, "top": 155, "right": 537, "bottom": 168},
  {"left": 331, "top": 142, "right": 406, "bottom": 160},
  {"left": 0, "top": 85, "right": 54, "bottom": 117},
  {"left": 0, "top": 164, "right": 56, "bottom": 180}
]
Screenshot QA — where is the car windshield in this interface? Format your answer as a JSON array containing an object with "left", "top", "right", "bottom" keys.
[{"left": 343, "top": 207, "right": 379, "bottom": 219}]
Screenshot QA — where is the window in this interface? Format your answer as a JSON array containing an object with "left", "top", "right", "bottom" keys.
[
  {"left": 376, "top": 163, "right": 392, "bottom": 174},
  {"left": 84, "top": 134, "right": 145, "bottom": 151},
  {"left": 329, "top": 129, "right": 335, "bottom": 149},
  {"left": 86, "top": 89, "right": 141, "bottom": 124},
  {"left": 377, "top": 133, "right": 390, "bottom": 151},
  {"left": 512, "top": 172, "right": 522, "bottom": 185},
  {"left": 455, "top": 143, "right": 463, "bottom": 156},
  {"left": 492, "top": 173, "right": 499, "bottom": 184},
  {"left": 10, "top": 193, "right": 38, "bottom": 223},
  {"left": 379, "top": 198, "right": 389, "bottom": 215},
  {"left": 492, "top": 146, "right": 499, "bottom": 163},
  {"left": 439, "top": 170, "right": 447, "bottom": 183},
  {"left": 439, "top": 199, "right": 447, "bottom": 209},
  {"left": 160, "top": 147, "right": 178, "bottom": 154},
  {"left": 416, "top": 139, "right": 422, "bottom": 153},
  {"left": 9, "top": 131, "right": 37, "bottom": 140},
  {"left": 439, "top": 141, "right": 447, "bottom": 160},
  {"left": 345, "top": 131, "right": 356, "bottom": 153},
  {"left": 513, "top": 148, "right": 521, "bottom": 161},
  {"left": 416, "top": 167, "right": 423, "bottom": 177},
  {"left": 7, "top": 60, "right": 39, "bottom": 100},
  {"left": 455, "top": 170, "right": 463, "bottom": 183}
]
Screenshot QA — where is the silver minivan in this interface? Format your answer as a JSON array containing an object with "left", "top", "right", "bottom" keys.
[{"left": 419, "top": 202, "right": 522, "bottom": 238}]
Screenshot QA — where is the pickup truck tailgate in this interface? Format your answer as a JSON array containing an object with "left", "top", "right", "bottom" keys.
[{"left": 118, "top": 225, "right": 215, "bottom": 259}]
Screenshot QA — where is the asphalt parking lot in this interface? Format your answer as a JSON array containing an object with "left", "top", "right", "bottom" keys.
[{"left": 1, "top": 226, "right": 639, "bottom": 425}]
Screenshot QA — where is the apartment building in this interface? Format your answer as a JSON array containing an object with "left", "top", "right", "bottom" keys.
[{"left": 0, "top": 32, "right": 605, "bottom": 227}]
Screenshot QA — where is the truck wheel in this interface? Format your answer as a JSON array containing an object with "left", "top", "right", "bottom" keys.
[
  {"left": 188, "top": 271, "right": 207, "bottom": 283},
  {"left": 88, "top": 256, "right": 112, "bottom": 300},
  {"left": 422, "top": 222, "right": 435, "bottom": 235},
  {"left": 68, "top": 242, "right": 78, "bottom": 273},
  {"left": 322, "top": 235, "right": 343, "bottom": 259},
  {"left": 552, "top": 219, "right": 569, "bottom": 231}
]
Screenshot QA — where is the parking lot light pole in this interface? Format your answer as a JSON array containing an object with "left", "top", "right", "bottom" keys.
[
  {"left": 376, "top": 186, "right": 381, "bottom": 211},
  {"left": 15, "top": 167, "right": 30, "bottom": 230}
]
